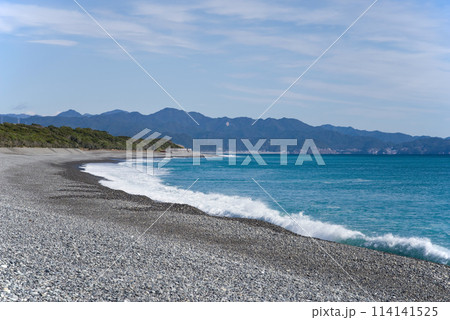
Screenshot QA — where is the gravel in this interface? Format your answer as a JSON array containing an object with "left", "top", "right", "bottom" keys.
[{"left": 0, "top": 148, "right": 448, "bottom": 301}]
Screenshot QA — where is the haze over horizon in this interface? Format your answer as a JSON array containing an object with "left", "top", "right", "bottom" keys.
[{"left": 1, "top": 0, "right": 450, "bottom": 137}]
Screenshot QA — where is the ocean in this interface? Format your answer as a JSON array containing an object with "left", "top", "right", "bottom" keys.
[{"left": 82, "top": 155, "right": 450, "bottom": 265}]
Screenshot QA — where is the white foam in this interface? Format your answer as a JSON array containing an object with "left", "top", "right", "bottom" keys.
[
  {"left": 362, "top": 233, "right": 450, "bottom": 264},
  {"left": 220, "top": 154, "right": 238, "bottom": 158},
  {"left": 82, "top": 162, "right": 450, "bottom": 265}
]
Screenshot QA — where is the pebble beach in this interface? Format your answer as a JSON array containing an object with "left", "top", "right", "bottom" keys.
[{"left": 0, "top": 148, "right": 448, "bottom": 301}]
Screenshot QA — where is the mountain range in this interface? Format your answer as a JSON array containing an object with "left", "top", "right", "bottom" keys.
[{"left": 1, "top": 108, "right": 449, "bottom": 154}]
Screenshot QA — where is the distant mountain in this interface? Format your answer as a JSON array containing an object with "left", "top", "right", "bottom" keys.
[
  {"left": 1, "top": 113, "right": 32, "bottom": 119},
  {"left": 318, "top": 124, "right": 418, "bottom": 144},
  {"left": 394, "top": 137, "right": 450, "bottom": 154},
  {"left": 100, "top": 109, "right": 129, "bottom": 116},
  {"left": 1, "top": 108, "right": 448, "bottom": 154},
  {"left": 57, "top": 109, "right": 83, "bottom": 118}
]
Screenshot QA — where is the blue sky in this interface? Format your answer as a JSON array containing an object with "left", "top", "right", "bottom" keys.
[{"left": 1, "top": 0, "right": 449, "bottom": 137}]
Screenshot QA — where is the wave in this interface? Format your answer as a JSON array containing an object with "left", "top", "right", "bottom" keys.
[
  {"left": 322, "top": 178, "right": 372, "bottom": 184},
  {"left": 81, "top": 162, "right": 450, "bottom": 265},
  {"left": 219, "top": 154, "right": 239, "bottom": 158}
]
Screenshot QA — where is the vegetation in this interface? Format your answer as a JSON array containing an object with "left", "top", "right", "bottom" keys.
[{"left": 0, "top": 123, "right": 181, "bottom": 150}]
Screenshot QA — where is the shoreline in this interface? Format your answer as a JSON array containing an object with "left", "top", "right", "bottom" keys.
[
  {"left": 0, "top": 149, "right": 448, "bottom": 301},
  {"left": 81, "top": 156, "right": 450, "bottom": 266},
  {"left": 79, "top": 158, "right": 450, "bottom": 266}
]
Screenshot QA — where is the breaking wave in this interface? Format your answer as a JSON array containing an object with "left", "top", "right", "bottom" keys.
[{"left": 81, "top": 162, "right": 450, "bottom": 265}]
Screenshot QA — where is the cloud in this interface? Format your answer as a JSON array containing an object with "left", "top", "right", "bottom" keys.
[
  {"left": 0, "top": 0, "right": 449, "bottom": 135},
  {"left": 132, "top": 0, "right": 344, "bottom": 25},
  {"left": 132, "top": 3, "right": 197, "bottom": 23},
  {"left": 13, "top": 103, "right": 27, "bottom": 111},
  {"left": 208, "top": 29, "right": 324, "bottom": 56},
  {"left": 28, "top": 39, "right": 78, "bottom": 47},
  {"left": 0, "top": 2, "right": 200, "bottom": 53},
  {"left": 199, "top": 0, "right": 348, "bottom": 25},
  {"left": 0, "top": 3, "right": 95, "bottom": 36},
  {"left": 9, "top": 104, "right": 35, "bottom": 116},
  {"left": 221, "top": 82, "right": 356, "bottom": 106}
]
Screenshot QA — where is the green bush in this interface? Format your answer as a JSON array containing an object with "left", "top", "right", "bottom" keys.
[{"left": 0, "top": 123, "right": 181, "bottom": 150}]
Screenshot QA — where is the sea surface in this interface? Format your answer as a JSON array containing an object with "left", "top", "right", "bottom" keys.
[{"left": 82, "top": 155, "right": 450, "bottom": 265}]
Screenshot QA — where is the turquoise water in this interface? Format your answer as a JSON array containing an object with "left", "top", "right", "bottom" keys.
[{"left": 83, "top": 155, "right": 450, "bottom": 265}]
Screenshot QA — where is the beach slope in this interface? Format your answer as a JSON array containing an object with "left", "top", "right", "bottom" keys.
[{"left": 0, "top": 148, "right": 448, "bottom": 301}]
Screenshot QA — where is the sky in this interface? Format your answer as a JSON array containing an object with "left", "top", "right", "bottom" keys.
[{"left": 0, "top": 0, "right": 449, "bottom": 137}]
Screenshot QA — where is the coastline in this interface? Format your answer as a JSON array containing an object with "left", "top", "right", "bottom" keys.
[{"left": 0, "top": 149, "right": 448, "bottom": 301}]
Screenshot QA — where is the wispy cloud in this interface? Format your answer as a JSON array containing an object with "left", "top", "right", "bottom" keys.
[
  {"left": 0, "top": 2, "right": 200, "bottom": 53},
  {"left": 28, "top": 39, "right": 78, "bottom": 47},
  {"left": 199, "top": 0, "right": 347, "bottom": 25},
  {"left": 0, "top": 3, "right": 95, "bottom": 36},
  {"left": 12, "top": 103, "right": 28, "bottom": 111},
  {"left": 1, "top": 0, "right": 449, "bottom": 136},
  {"left": 221, "top": 82, "right": 358, "bottom": 106},
  {"left": 132, "top": 3, "right": 197, "bottom": 23}
]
